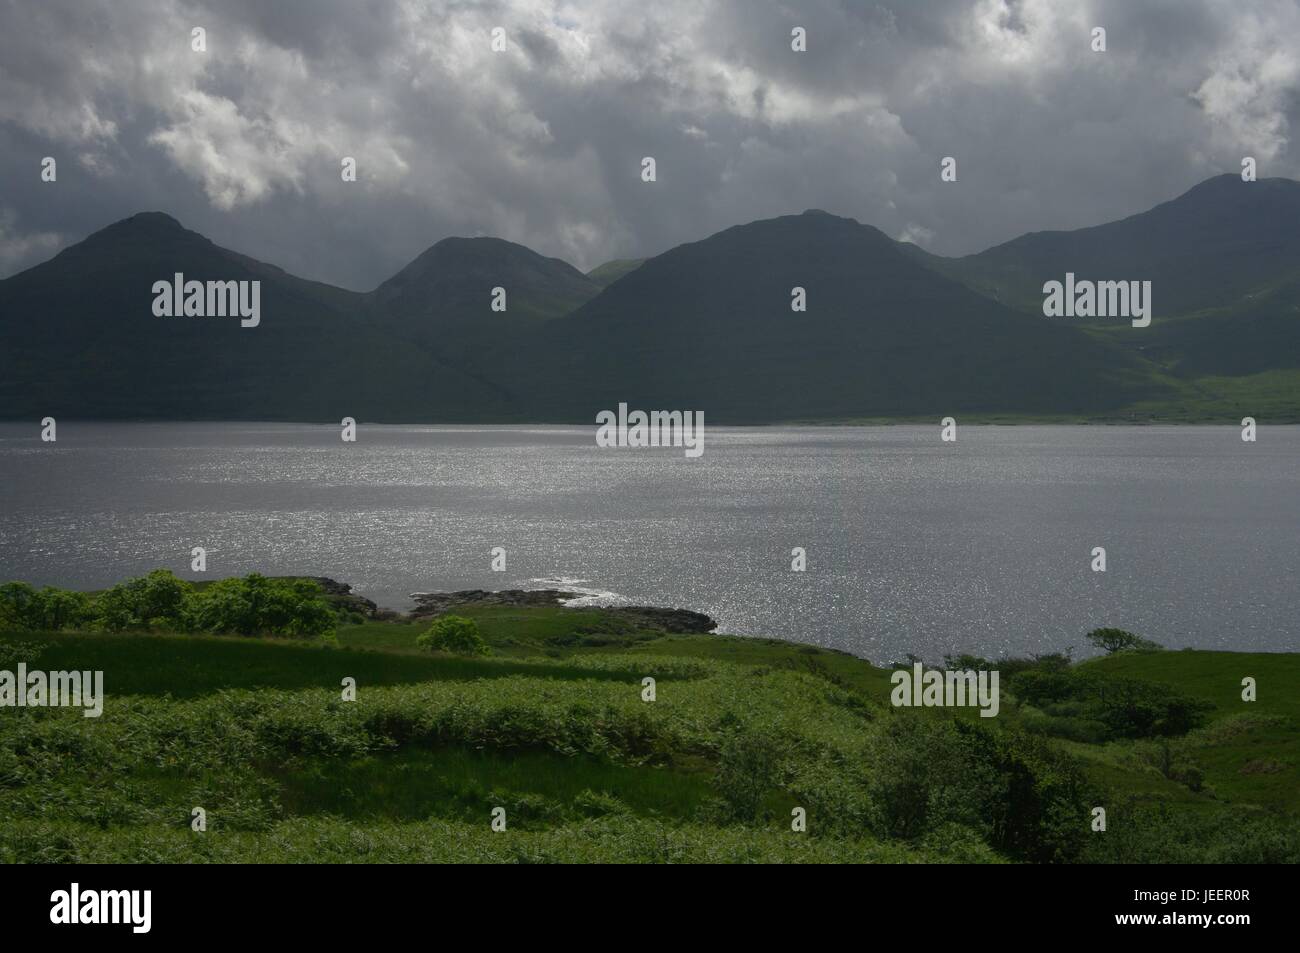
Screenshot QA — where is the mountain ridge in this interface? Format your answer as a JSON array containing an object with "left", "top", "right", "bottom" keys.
[{"left": 2, "top": 175, "right": 1297, "bottom": 422}]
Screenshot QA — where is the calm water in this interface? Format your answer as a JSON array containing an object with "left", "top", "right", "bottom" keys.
[{"left": 0, "top": 422, "right": 1296, "bottom": 662}]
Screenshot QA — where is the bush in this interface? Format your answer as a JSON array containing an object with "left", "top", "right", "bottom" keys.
[
  {"left": 862, "top": 715, "right": 1093, "bottom": 862},
  {"left": 95, "top": 569, "right": 193, "bottom": 631},
  {"left": 0, "top": 583, "right": 92, "bottom": 631},
  {"left": 185, "top": 574, "right": 335, "bottom": 638},
  {"left": 417, "top": 615, "right": 489, "bottom": 656},
  {"left": 865, "top": 716, "right": 999, "bottom": 842},
  {"left": 1013, "top": 667, "right": 1212, "bottom": 740},
  {"left": 1085, "top": 627, "right": 1163, "bottom": 655},
  {"left": 1082, "top": 802, "right": 1300, "bottom": 864},
  {"left": 950, "top": 720, "right": 1093, "bottom": 863},
  {"left": 713, "top": 727, "right": 784, "bottom": 822},
  {"left": 1009, "top": 669, "right": 1075, "bottom": 707},
  {"left": 1079, "top": 674, "right": 1212, "bottom": 738}
]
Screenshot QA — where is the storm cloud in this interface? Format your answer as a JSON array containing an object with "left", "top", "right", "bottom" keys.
[{"left": 1, "top": 0, "right": 1298, "bottom": 288}]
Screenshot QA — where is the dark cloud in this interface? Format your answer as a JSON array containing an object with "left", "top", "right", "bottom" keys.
[{"left": 1, "top": 0, "right": 1297, "bottom": 288}]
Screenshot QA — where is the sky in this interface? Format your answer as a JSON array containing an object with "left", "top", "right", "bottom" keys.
[{"left": 1, "top": 0, "right": 1298, "bottom": 289}]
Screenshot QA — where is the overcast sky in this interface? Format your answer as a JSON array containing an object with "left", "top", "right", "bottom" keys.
[{"left": 2, "top": 0, "right": 1298, "bottom": 288}]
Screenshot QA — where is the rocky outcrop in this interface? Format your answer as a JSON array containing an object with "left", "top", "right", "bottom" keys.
[
  {"left": 308, "top": 577, "right": 381, "bottom": 618},
  {"left": 409, "top": 589, "right": 575, "bottom": 618},
  {"left": 407, "top": 588, "right": 718, "bottom": 633},
  {"left": 604, "top": 606, "right": 717, "bottom": 634}
]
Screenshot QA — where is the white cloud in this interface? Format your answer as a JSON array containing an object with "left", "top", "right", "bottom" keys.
[{"left": 0, "top": 0, "right": 1297, "bottom": 283}]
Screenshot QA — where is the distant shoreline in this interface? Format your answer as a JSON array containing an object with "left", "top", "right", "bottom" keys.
[{"left": 1, "top": 417, "right": 1291, "bottom": 426}]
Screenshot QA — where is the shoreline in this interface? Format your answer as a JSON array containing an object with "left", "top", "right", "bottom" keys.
[
  {"left": 317, "top": 578, "right": 720, "bottom": 635},
  {"left": 1, "top": 418, "right": 1294, "bottom": 427}
]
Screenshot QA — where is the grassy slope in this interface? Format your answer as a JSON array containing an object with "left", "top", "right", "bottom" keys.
[
  {"left": 2, "top": 607, "right": 1296, "bottom": 862},
  {"left": 1080, "top": 651, "right": 1300, "bottom": 812}
]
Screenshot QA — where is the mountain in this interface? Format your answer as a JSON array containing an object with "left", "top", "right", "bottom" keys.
[
  {"left": 3, "top": 176, "right": 1298, "bottom": 423},
  {"left": 912, "top": 175, "right": 1300, "bottom": 317},
  {"left": 586, "top": 258, "right": 646, "bottom": 288},
  {"left": 371, "top": 236, "right": 598, "bottom": 331},
  {"left": 496, "top": 210, "right": 1168, "bottom": 421},
  {"left": 0, "top": 213, "right": 517, "bottom": 420},
  {"left": 907, "top": 175, "right": 1300, "bottom": 390}
]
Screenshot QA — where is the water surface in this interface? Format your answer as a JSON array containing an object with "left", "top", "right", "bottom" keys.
[{"left": 1, "top": 422, "right": 1295, "bottom": 662}]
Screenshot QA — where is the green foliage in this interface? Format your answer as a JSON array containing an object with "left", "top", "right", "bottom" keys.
[
  {"left": 95, "top": 569, "right": 193, "bottom": 631},
  {"left": 1079, "top": 673, "right": 1212, "bottom": 738},
  {"left": 0, "top": 583, "right": 36, "bottom": 629},
  {"left": 950, "top": 721, "right": 1093, "bottom": 863},
  {"left": 0, "top": 572, "right": 340, "bottom": 640},
  {"left": 185, "top": 574, "right": 335, "bottom": 638},
  {"left": 1085, "top": 627, "right": 1163, "bottom": 655},
  {"left": 1081, "top": 802, "right": 1300, "bottom": 864},
  {"left": 0, "top": 581, "right": 1295, "bottom": 864},
  {"left": 1009, "top": 669, "right": 1076, "bottom": 706},
  {"left": 417, "top": 615, "right": 489, "bottom": 656},
  {"left": 0, "top": 637, "right": 45, "bottom": 668},
  {"left": 856, "top": 715, "right": 1092, "bottom": 862},
  {"left": 712, "top": 725, "right": 785, "bottom": 822},
  {"left": 865, "top": 716, "right": 997, "bottom": 842},
  {"left": 942, "top": 653, "right": 994, "bottom": 671},
  {"left": 1014, "top": 665, "right": 1212, "bottom": 741},
  {"left": 0, "top": 582, "right": 92, "bottom": 631}
]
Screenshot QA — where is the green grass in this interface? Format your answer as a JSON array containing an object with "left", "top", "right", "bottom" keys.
[
  {"left": 339, "top": 605, "right": 662, "bottom": 657},
  {"left": 1080, "top": 651, "right": 1300, "bottom": 812},
  {"left": 277, "top": 747, "right": 716, "bottom": 825},
  {"left": 19, "top": 630, "right": 647, "bottom": 698},
  {"left": 3, "top": 605, "right": 1298, "bottom": 863}
]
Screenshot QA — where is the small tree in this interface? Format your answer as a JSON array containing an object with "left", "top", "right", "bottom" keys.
[
  {"left": 0, "top": 582, "right": 38, "bottom": 629},
  {"left": 95, "top": 569, "right": 193, "bottom": 631},
  {"left": 1085, "top": 627, "right": 1163, "bottom": 655},
  {"left": 31, "top": 587, "right": 93, "bottom": 630},
  {"left": 417, "top": 615, "right": 489, "bottom": 656},
  {"left": 185, "top": 574, "right": 335, "bottom": 638},
  {"left": 1, "top": 582, "right": 94, "bottom": 631}
]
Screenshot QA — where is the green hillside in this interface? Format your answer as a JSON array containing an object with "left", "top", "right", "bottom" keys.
[
  {"left": 906, "top": 176, "right": 1300, "bottom": 418},
  {"left": 503, "top": 210, "right": 1169, "bottom": 421},
  {"left": 586, "top": 257, "right": 647, "bottom": 287},
  {"left": 913, "top": 176, "right": 1300, "bottom": 317},
  {"left": 2, "top": 582, "right": 1295, "bottom": 864},
  {"left": 0, "top": 214, "right": 518, "bottom": 421},
  {"left": 3, "top": 176, "right": 1299, "bottom": 422}
]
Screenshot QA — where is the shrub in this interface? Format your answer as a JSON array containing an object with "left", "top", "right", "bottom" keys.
[
  {"left": 1085, "top": 627, "right": 1163, "bottom": 654},
  {"left": 1081, "top": 803, "right": 1300, "bottom": 864},
  {"left": 1009, "top": 669, "right": 1076, "bottom": 707},
  {"left": 416, "top": 615, "right": 489, "bottom": 656},
  {"left": 0, "top": 583, "right": 38, "bottom": 629},
  {"left": 33, "top": 587, "right": 93, "bottom": 630},
  {"left": 95, "top": 569, "right": 193, "bottom": 631},
  {"left": 865, "top": 716, "right": 999, "bottom": 842},
  {"left": 713, "top": 727, "right": 784, "bottom": 822},
  {"left": 950, "top": 720, "right": 1093, "bottom": 863},
  {"left": 0, "top": 583, "right": 92, "bottom": 631},
  {"left": 185, "top": 574, "right": 335, "bottom": 638},
  {"left": 1014, "top": 667, "right": 1212, "bottom": 740},
  {"left": 1079, "top": 674, "right": 1212, "bottom": 738}
]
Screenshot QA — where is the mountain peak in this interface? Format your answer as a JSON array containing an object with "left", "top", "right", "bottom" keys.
[
  {"left": 370, "top": 233, "right": 597, "bottom": 326},
  {"left": 112, "top": 211, "right": 185, "bottom": 232}
]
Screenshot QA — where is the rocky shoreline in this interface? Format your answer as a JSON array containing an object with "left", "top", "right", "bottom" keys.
[{"left": 314, "top": 578, "right": 718, "bottom": 634}]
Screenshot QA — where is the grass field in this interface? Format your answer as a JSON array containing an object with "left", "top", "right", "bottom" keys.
[{"left": 1, "top": 600, "right": 1296, "bottom": 863}]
